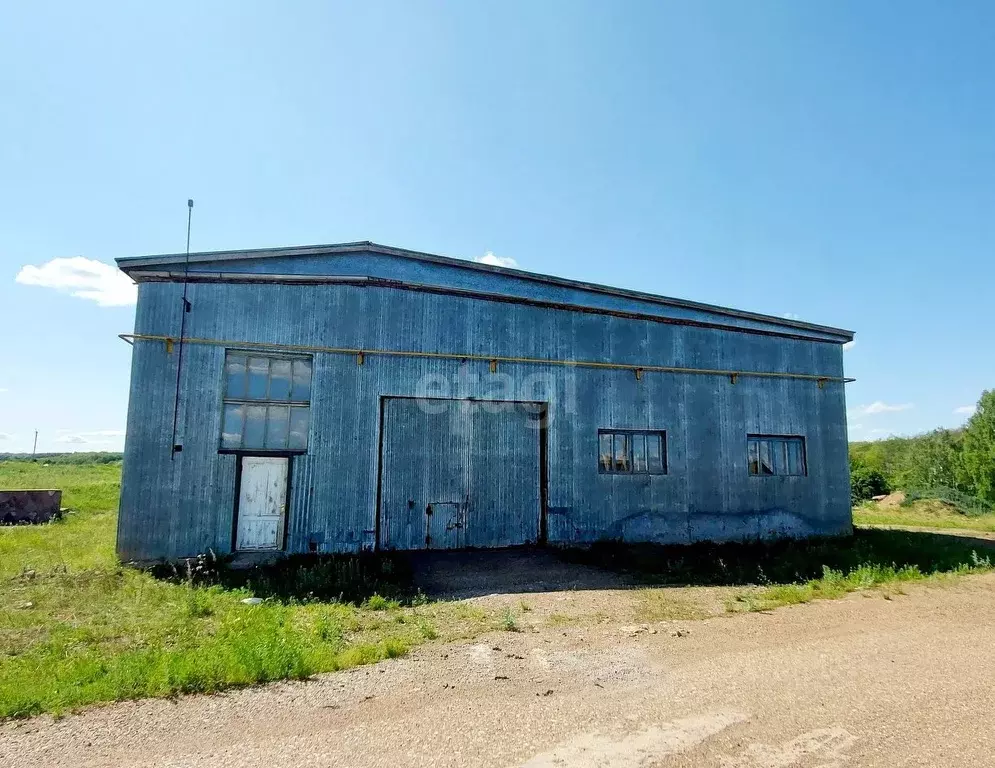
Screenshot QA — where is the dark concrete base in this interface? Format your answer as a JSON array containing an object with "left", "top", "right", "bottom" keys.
[{"left": 0, "top": 490, "right": 63, "bottom": 525}]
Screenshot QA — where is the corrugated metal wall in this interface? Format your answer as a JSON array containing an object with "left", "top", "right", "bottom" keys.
[
  {"left": 379, "top": 397, "right": 542, "bottom": 550},
  {"left": 183, "top": 250, "right": 846, "bottom": 342},
  {"left": 117, "top": 279, "right": 850, "bottom": 560}
]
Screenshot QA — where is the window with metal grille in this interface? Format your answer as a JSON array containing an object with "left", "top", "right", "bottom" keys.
[
  {"left": 598, "top": 430, "right": 667, "bottom": 474},
  {"left": 747, "top": 435, "right": 806, "bottom": 476},
  {"left": 220, "top": 352, "right": 312, "bottom": 451}
]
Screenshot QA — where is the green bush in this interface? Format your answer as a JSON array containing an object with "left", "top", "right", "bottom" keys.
[
  {"left": 961, "top": 390, "right": 995, "bottom": 506},
  {"left": 850, "top": 466, "right": 889, "bottom": 504}
]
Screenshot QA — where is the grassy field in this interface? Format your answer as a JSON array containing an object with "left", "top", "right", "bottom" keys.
[
  {"left": 0, "top": 462, "right": 120, "bottom": 578},
  {"left": 0, "top": 460, "right": 494, "bottom": 719},
  {"left": 2, "top": 459, "right": 994, "bottom": 720},
  {"left": 570, "top": 525, "right": 994, "bottom": 614},
  {"left": 854, "top": 499, "right": 995, "bottom": 533}
]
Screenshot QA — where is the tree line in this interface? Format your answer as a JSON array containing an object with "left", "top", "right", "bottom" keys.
[
  {"left": 0, "top": 452, "right": 123, "bottom": 465},
  {"left": 850, "top": 389, "right": 995, "bottom": 512}
]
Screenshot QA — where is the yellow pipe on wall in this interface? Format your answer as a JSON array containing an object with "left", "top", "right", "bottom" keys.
[{"left": 118, "top": 333, "right": 855, "bottom": 385}]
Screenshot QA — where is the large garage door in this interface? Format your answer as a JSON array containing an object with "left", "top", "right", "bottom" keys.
[{"left": 379, "top": 397, "right": 543, "bottom": 550}]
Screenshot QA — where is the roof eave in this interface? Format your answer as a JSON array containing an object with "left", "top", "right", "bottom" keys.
[{"left": 117, "top": 241, "right": 855, "bottom": 342}]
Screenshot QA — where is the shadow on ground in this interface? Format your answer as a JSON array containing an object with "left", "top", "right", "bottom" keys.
[
  {"left": 147, "top": 528, "right": 994, "bottom": 603},
  {"left": 562, "top": 528, "right": 994, "bottom": 587},
  {"left": 404, "top": 547, "right": 628, "bottom": 599}
]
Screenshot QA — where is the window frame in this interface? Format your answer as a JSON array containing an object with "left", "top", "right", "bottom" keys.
[
  {"left": 219, "top": 350, "right": 313, "bottom": 454},
  {"left": 747, "top": 434, "right": 807, "bottom": 477},
  {"left": 598, "top": 429, "right": 668, "bottom": 475}
]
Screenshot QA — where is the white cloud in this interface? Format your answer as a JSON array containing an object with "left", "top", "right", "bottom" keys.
[
  {"left": 859, "top": 401, "right": 913, "bottom": 415},
  {"left": 0, "top": 388, "right": 7, "bottom": 394},
  {"left": 0, "top": 433, "right": 11, "bottom": 441},
  {"left": 474, "top": 251, "right": 519, "bottom": 269},
  {"left": 55, "top": 429, "right": 125, "bottom": 445},
  {"left": 15, "top": 256, "right": 137, "bottom": 306},
  {"left": 954, "top": 405, "right": 977, "bottom": 416},
  {"left": 843, "top": 340, "right": 857, "bottom": 351}
]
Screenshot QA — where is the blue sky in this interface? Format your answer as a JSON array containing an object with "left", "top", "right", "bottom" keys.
[{"left": 1, "top": 1, "right": 993, "bottom": 452}]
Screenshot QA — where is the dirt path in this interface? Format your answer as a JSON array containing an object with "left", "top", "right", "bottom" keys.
[
  {"left": 4, "top": 575, "right": 995, "bottom": 767},
  {"left": 858, "top": 523, "right": 995, "bottom": 544}
]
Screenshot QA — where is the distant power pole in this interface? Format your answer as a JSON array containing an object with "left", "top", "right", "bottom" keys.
[{"left": 32, "top": 430, "right": 38, "bottom": 457}]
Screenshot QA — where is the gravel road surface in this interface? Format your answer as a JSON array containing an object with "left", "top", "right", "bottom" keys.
[{"left": 3, "top": 574, "right": 994, "bottom": 767}]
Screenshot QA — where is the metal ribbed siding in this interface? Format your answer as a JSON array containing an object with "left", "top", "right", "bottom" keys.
[
  {"left": 117, "top": 280, "right": 850, "bottom": 561},
  {"left": 180, "top": 251, "right": 848, "bottom": 342},
  {"left": 379, "top": 398, "right": 542, "bottom": 550}
]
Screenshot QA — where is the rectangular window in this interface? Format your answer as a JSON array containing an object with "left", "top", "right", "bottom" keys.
[
  {"left": 598, "top": 430, "right": 667, "bottom": 474},
  {"left": 747, "top": 435, "right": 806, "bottom": 476},
  {"left": 221, "top": 352, "right": 312, "bottom": 451}
]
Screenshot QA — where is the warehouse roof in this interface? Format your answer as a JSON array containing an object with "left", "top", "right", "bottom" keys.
[{"left": 117, "top": 241, "right": 854, "bottom": 344}]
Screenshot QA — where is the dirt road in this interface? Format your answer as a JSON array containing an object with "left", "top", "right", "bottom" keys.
[{"left": 3, "top": 574, "right": 995, "bottom": 767}]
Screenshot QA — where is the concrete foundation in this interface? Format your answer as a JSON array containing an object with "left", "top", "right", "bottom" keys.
[{"left": 0, "top": 490, "right": 63, "bottom": 525}]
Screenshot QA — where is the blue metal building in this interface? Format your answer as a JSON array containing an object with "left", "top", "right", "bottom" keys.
[{"left": 115, "top": 242, "right": 854, "bottom": 561}]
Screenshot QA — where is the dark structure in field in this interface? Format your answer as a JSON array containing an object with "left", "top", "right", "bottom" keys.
[
  {"left": 0, "top": 490, "right": 63, "bottom": 525},
  {"left": 115, "top": 242, "right": 854, "bottom": 561}
]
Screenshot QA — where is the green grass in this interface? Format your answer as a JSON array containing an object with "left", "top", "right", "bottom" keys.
[
  {"left": 635, "top": 592, "right": 709, "bottom": 622},
  {"left": 567, "top": 526, "right": 995, "bottom": 617},
  {"left": 0, "top": 460, "right": 494, "bottom": 719},
  {"left": 4, "top": 459, "right": 995, "bottom": 719},
  {"left": 0, "top": 462, "right": 120, "bottom": 578},
  {"left": 903, "top": 487, "right": 992, "bottom": 516},
  {"left": 499, "top": 607, "right": 521, "bottom": 632},
  {"left": 728, "top": 554, "right": 992, "bottom": 612},
  {"left": 612, "top": 525, "right": 995, "bottom": 617},
  {"left": 563, "top": 527, "right": 995, "bottom": 587},
  {"left": 546, "top": 612, "right": 581, "bottom": 626},
  {"left": 854, "top": 500, "right": 995, "bottom": 533}
]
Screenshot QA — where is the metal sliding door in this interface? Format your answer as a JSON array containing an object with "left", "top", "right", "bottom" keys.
[{"left": 379, "top": 398, "right": 542, "bottom": 550}]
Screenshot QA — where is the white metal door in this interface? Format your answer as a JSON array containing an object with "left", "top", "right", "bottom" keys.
[{"left": 236, "top": 456, "right": 289, "bottom": 551}]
